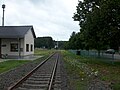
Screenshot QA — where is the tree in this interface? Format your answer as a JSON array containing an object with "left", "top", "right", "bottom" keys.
[
  {"left": 67, "top": 32, "right": 77, "bottom": 49},
  {"left": 65, "top": 32, "right": 84, "bottom": 50},
  {"left": 73, "top": 0, "right": 106, "bottom": 54},
  {"left": 35, "top": 37, "right": 54, "bottom": 49},
  {"left": 73, "top": 0, "right": 120, "bottom": 53},
  {"left": 99, "top": 0, "right": 120, "bottom": 50}
]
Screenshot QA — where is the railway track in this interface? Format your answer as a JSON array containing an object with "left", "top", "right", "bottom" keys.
[{"left": 8, "top": 52, "right": 62, "bottom": 90}]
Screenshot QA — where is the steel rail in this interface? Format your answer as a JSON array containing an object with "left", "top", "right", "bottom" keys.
[
  {"left": 8, "top": 53, "right": 55, "bottom": 90},
  {"left": 48, "top": 53, "right": 59, "bottom": 90}
]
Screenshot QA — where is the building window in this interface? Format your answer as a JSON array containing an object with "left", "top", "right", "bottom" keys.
[
  {"left": 11, "top": 43, "right": 18, "bottom": 52},
  {"left": 26, "top": 44, "right": 29, "bottom": 52},
  {"left": 31, "top": 44, "right": 33, "bottom": 51}
]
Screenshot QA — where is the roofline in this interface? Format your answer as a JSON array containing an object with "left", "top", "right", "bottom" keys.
[
  {"left": 0, "top": 25, "right": 36, "bottom": 38},
  {"left": 30, "top": 26, "right": 36, "bottom": 38},
  {"left": 0, "top": 25, "right": 33, "bottom": 27}
]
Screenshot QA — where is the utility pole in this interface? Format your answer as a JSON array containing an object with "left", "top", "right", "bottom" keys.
[
  {"left": 56, "top": 39, "right": 59, "bottom": 49},
  {"left": 2, "top": 4, "right": 5, "bottom": 26}
]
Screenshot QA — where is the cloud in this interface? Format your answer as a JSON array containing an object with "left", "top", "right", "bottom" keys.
[{"left": 0, "top": 0, "right": 80, "bottom": 41}]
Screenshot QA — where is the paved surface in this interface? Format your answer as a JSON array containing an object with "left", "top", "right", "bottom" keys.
[
  {"left": 103, "top": 53, "right": 120, "bottom": 61},
  {"left": 0, "top": 55, "right": 43, "bottom": 63}
]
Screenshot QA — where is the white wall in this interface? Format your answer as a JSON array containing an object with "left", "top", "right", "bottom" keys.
[
  {"left": 1, "top": 38, "right": 24, "bottom": 56},
  {"left": 24, "top": 29, "right": 34, "bottom": 56},
  {"left": 1, "top": 29, "right": 35, "bottom": 56}
]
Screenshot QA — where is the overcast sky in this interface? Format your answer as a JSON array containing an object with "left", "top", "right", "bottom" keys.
[{"left": 0, "top": 0, "right": 80, "bottom": 41}]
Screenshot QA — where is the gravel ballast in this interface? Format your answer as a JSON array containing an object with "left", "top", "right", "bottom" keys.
[
  {"left": 0, "top": 54, "right": 69, "bottom": 90},
  {"left": 0, "top": 58, "right": 44, "bottom": 90}
]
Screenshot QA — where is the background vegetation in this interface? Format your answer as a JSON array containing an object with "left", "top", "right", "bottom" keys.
[
  {"left": 35, "top": 37, "right": 54, "bottom": 49},
  {"left": 35, "top": 36, "right": 67, "bottom": 49},
  {"left": 65, "top": 0, "right": 120, "bottom": 52}
]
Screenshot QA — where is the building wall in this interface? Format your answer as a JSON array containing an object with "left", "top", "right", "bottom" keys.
[
  {"left": 1, "top": 38, "right": 24, "bottom": 56},
  {"left": 1, "top": 29, "right": 35, "bottom": 57},
  {"left": 24, "top": 29, "right": 34, "bottom": 56}
]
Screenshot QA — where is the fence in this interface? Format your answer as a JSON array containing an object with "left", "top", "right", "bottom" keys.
[{"left": 69, "top": 50, "right": 120, "bottom": 62}]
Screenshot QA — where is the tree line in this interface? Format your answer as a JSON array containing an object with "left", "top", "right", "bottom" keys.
[
  {"left": 35, "top": 37, "right": 67, "bottom": 49},
  {"left": 65, "top": 0, "right": 120, "bottom": 53},
  {"left": 35, "top": 37, "right": 54, "bottom": 49}
]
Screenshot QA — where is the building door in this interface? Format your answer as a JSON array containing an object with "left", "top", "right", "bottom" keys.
[{"left": 0, "top": 39, "right": 1, "bottom": 58}]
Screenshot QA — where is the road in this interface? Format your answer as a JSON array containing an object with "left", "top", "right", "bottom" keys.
[{"left": 102, "top": 53, "right": 120, "bottom": 61}]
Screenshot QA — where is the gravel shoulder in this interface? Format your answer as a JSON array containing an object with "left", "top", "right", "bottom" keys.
[
  {"left": 59, "top": 53, "right": 70, "bottom": 90},
  {"left": 0, "top": 57, "right": 44, "bottom": 90}
]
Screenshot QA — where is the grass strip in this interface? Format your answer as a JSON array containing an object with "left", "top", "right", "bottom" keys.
[
  {"left": 0, "top": 60, "right": 29, "bottom": 74},
  {"left": 61, "top": 50, "right": 120, "bottom": 90},
  {"left": 0, "top": 49, "right": 55, "bottom": 74}
]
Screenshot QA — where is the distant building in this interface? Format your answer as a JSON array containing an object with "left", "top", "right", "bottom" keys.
[{"left": 0, "top": 26, "right": 36, "bottom": 58}]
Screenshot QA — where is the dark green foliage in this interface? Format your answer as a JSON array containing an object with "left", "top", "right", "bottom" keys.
[
  {"left": 65, "top": 32, "right": 84, "bottom": 50},
  {"left": 35, "top": 37, "right": 54, "bottom": 49},
  {"left": 99, "top": 0, "right": 120, "bottom": 50},
  {"left": 54, "top": 41, "right": 67, "bottom": 49},
  {"left": 69, "top": 0, "right": 120, "bottom": 51}
]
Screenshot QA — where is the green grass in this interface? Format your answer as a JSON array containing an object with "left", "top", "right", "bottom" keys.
[
  {"left": 34, "top": 48, "right": 55, "bottom": 56},
  {"left": 61, "top": 50, "right": 120, "bottom": 90},
  {"left": 0, "top": 60, "right": 29, "bottom": 73},
  {"left": 0, "top": 49, "right": 55, "bottom": 74},
  {"left": 61, "top": 50, "right": 88, "bottom": 90}
]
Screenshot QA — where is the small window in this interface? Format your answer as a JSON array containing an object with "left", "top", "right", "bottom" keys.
[
  {"left": 11, "top": 43, "right": 18, "bottom": 52},
  {"left": 2, "top": 45, "right": 6, "bottom": 47},
  {"left": 26, "top": 44, "right": 29, "bottom": 52},
  {"left": 31, "top": 44, "right": 33, "bottom": 51}
]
